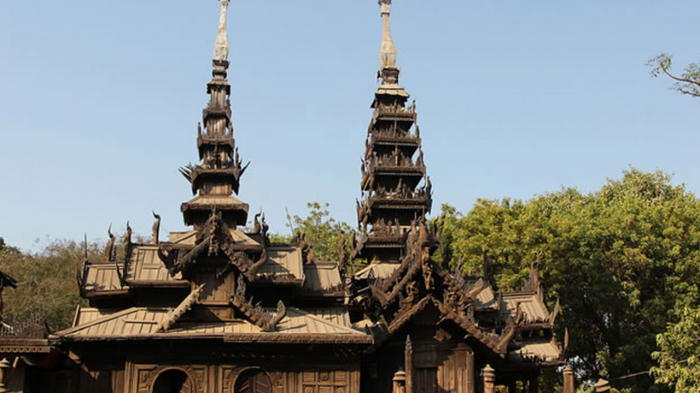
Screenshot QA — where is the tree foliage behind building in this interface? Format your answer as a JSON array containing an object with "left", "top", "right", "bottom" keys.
[
  {"left": 437, "top": 168, "right": 700, "bottom": 392},
  {"left": 285, "top": 202, "right": 355, "bottom": 263},
  {"left": 0, "top": 239, "right": 99, "bottom": 332}
]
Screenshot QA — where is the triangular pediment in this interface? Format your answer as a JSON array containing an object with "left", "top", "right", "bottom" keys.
[
  {"left": 157, "top": 212, "right": 265, "bottom": 280},
  {"left": 367, "top": 294, "right": 504, "bottom": 355}
]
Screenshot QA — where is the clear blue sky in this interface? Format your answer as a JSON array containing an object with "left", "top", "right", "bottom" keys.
[{"left": 1, "top": 1, "right": 699, "bottom": 251}]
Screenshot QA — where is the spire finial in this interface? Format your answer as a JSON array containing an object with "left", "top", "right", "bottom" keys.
[
  {"left": 213, "top": 0, "right": 230, "bottom": 62},
  {"left": 378, "top": 0, "right": 397, "bottom": 71}
]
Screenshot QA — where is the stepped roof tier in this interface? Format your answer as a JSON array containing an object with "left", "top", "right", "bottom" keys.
[
  {"left": 179, "top": 14, "right": 250, "bottom": 228},
  {"left": 57, "top": 0, "right": 359, "bottom": 358},
  {"left": 355, "top": 0, "right": 433, "bottom": 264},
  {"left": 346, "top": 4, "right": 568, "bottom": 393}
]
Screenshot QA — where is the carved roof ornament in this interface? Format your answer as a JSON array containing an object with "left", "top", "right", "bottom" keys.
[
  {"left": 157, "top": 284, "right": 206, "bottom": 333},
  {"left": 152, "top": 211, "right": 161, "bottom": 244},
  {"left": 122, "top": 221, "right": 132, "bottom": 248},
  {"left": 213, "top": 0, "right": 230, "bottom": 62},
  {"left": 104, "top": 224, "right": 115, "bottom": 262}
]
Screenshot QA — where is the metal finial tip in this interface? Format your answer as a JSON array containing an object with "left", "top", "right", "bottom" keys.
[
  {"left": 213, "top": 0, "right": 230, "bottom": 61},
  {"left": 379, "top": 0, "right": 392, "bottom": 14},
  {"left": 378, "top": 0, "right": 396, "bottom": 70}
]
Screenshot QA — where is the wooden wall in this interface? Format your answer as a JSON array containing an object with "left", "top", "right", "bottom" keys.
[
  {"left": 123, "top": 362, "right": 360, "bottom": 393},
  {"left": 23, "top": 356, "right": 360, "bottom": 393},
  {"left": 365, "top": 323, "right": 476, "bottom": 393}
]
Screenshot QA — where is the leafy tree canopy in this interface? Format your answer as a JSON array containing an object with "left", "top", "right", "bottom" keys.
[
  {"left": 652, "top": 306, "right": 700, "bottom": 393},
  {"left": 0, "top": 239, "right": 99, "bottom": 331},
  {"left": 286, "top": 202, "right": 354, "bottom": 263},
  {"left": 438, "top": 168, "right": 700, "bottom": 392}
]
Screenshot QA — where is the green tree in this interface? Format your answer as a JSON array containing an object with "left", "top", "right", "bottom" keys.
[
  {"left": 648, "top": 54, "right": 700, "bottom": 98},
  {"left": 288, "top": 202, "right": 354, "bottom": 262},
  {"left": 0, "top": 239, "right": 102, "bottom": 331},
  {"left": 440, "top": 169, "right": 700, "bottom": 392},
  {"left": 652, "top": 306, "right": 700, "bottom": 393}
]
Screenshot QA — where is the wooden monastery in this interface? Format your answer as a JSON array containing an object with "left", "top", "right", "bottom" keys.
[{"left": 0, "top": 1, "right": 573, "bottom": 393}]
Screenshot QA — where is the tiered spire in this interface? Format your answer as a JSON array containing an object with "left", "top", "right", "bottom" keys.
[
  {"left": 355, "top": 0, "right": 432, "bottom": 263},
  {"left": 180, "top": 0, "right": 250, "bottom": 229}
]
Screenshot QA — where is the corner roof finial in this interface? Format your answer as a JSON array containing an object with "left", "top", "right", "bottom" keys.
[
  {"left": 213, "top": 0, "right": 230, "bottom": 62},
  {"left": 378, "top": 0, "right": 397, "bottom": 71}
]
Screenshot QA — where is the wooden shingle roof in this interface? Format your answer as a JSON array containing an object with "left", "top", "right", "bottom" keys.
[
  {"left": 303, "top": 262, "right": 343, "bottom": 294},
  {"left": 500, "top": 292, "right": 551, "bottom": 324},
  {"left": 508, "top": 338, "right": 562, "bottom": 364},
  {"left": 83, "top": 240, "right": 306, "bottom": 295},
  {"left": 354, "top": 262, "right": 401, "bottom": 280},
  {"left": 53, "top": 306, "right": 371, "bottom": 344}
]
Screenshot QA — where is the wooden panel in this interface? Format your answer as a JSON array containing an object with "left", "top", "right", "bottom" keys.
[
  {"left": 78, "top": 369, "right": 112, "bottom": 393},
  {"left": 112, "top": 369, "right": 125, "bottom": 393},
  {"left": 235, "top": 370, "right": 271, "bottom": 393},
  {"left": 195, "top": 273, "right": 232, "bottom": 304},
  {"left": 414, "top": 368, "right": 437, "bottom": 393},
  {"left": 411, "top": 344, "right": 474, "bottom": 393},
  {"left": 300, "top": 369, "right": 352, "bottom": 393}
]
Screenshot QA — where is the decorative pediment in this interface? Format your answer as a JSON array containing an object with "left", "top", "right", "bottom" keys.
[
  {"left": 158, "top": 211, "right": 264, "bottom": 279},
  {"left": 371, "top": 294, "right": 506, "bottom": 355},
  {"left": 367, "top": 255, "right": 480, "bottom": 316}
]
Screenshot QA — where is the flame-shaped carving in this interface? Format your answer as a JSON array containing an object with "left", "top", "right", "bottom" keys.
[{"left": 265, "top": 300, "right": 287, "bottom": 332}]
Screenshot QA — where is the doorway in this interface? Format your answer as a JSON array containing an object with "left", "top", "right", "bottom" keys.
[{"left": 152, "top": 369, "right": 193, "bottom": 393}]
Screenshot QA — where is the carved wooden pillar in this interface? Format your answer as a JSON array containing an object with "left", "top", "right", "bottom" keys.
[
  {"left": 595, "top": 379, "right": 610, "bottom": 393},
  {"left": 0, "top": 358, "right": 10, "bottom": 393},
  {"left": 482, "top": 365, "right": 495, "bottom": 393},
  {"left": 562, "top": 366, "right": 575, "bottom": 393},
  {"left": 405, "top": 335, "right": 413, "bottom": 393},
  {"left": 464, "top": 348, "right": 474, "bottom": 393}
]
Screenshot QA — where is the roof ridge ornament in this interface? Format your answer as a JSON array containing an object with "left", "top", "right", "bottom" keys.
[{"left": 213, "top": 0, "right": 230, "bottom": 62}]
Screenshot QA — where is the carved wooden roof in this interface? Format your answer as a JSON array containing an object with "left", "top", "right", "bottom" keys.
[
  {"left": 354, "top": 262, "right": 400, "bottom": 280},
  {"left": 303, "top": 261, "right": 343, "bottom": 295},
  {"left": 257, "top": 245, "right": 303, "bottom": 282},
  {"left": 500, "top": 292, "right": 551, "bottom": 324},
  {"left": 508, "top": 337, "right": 563, "bottom": 365},
  {"left": 80, "top": 241, "right": 305, "bottom": 297},
  {"left": 54, "top": 306, "right": 371, "bottom": 344},
  {"left": 375, "top": 85, "right": 410, "bottom": 98},
  {"left": 351, "top": 228, "right": 564, "bottom": 363}
]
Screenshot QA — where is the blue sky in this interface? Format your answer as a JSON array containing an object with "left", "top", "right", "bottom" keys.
[{"left": 1, "top": 1, "right": 699, "bottom": 251}]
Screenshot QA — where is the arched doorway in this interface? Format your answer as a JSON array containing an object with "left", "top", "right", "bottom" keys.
[
  {"left": 234, "top": 368, "right": 272, "bottom": 393},
  {"left": 152, "top": 369, "right": 193, "bottom": 393}
]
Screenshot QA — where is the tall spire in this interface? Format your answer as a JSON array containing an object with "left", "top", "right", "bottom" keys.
[
  {"left": 180, "top": 0, "right": 249, "bottom": 229},
  {"left": 378, "top": 0, "right": 397, "bottom": 71},
  {"left": 213, "top": 0, "right": 230, "bottom": 62},
  {"left": 353, "top": 0, "right": 432, "bottom": 264}
]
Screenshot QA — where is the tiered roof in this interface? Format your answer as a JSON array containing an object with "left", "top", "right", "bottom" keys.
[
  {"left": 355, "top": 0, "right": 432, "bottom": 264},
  {"left": 352, "top": 225, "right": 565, "bottom": 365},
  {"left": 58, "top": 0, "right": 360, "bottom": 348},
  {"left": 180, "top": 0, "right": 249, "bottom": 229},
  {"left": 348, "top": 0, "right": 566, "bottom": 367}
]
